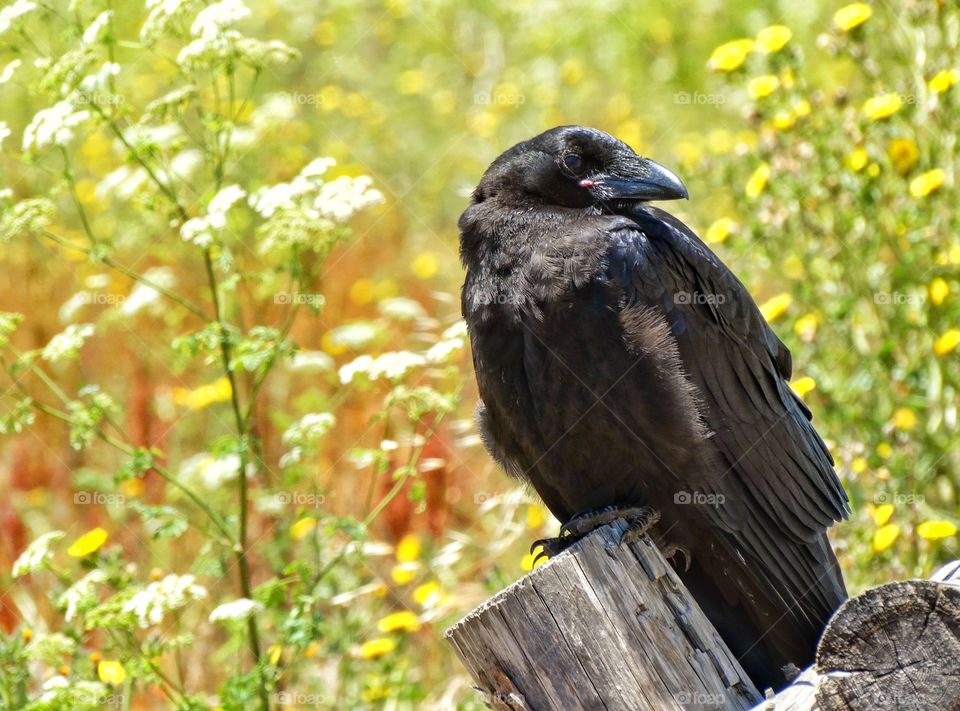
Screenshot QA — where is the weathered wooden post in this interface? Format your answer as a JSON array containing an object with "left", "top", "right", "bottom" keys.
[
  {"left": 755, "top": 560, "right": 960, "bottom": 711},
  {"left": 445, "top": 519, "right": 762, "bottom": 710}
]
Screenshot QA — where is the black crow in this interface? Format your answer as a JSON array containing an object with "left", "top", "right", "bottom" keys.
[{"left": 459, "top": 125, "right": 849, "bottom": 692}]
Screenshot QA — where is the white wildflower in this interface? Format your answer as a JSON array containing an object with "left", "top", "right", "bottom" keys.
[
  {"left": 442, "top": 320, "right": 468, "bottom": 339},
  {"left": 78, "top": 62, "right": 120, "bottom": 94},
  {"left": 22, "top": 100, "right": 90, "bottom": 152},
  {"left": 122, "top": 574, "right": 207, "bottom": 628},
  {"left": 282, "top": 413, "right": 335, "bottom": 449},
  {"left": 209, "top": 597, "right": 263, "bottom": 623},
  {"left": 0, "top": 121, "right": 10, "bottom": 150},
  {"left": 42, "top": 323, "right": 94, "bottom": 362},
  {"left": 338, "top": 351, "right": 426, "bottom": 384},
  {"left": 0, "top": 59, "right": 21, "bottom": 84},
  {"left": 122, "top": 267, "right": 176, "bottom": 315},
  {"left": 0, "top": 0, "right": 37, "bottom": 36},
  {"left": 12, "top": 530, "right": 64, "bottom": 577},
  {"left": 59, "top": 569, "right": 108, "bottom": 621},
  {"left": 313, "top": 175, "right": 383, "bottom": 222},
  {"left": 248, "top": 177, "right": 314, "bottom": 218},
  {"left": 141, "top": 0, "right": 197, "bottom": 43},
  {"left": 97, "top": 165, "right": 148, "bottom": 200},
  {"left": 208, "top": 184, "right": 246, "bottom": 219},
  {"left": 180, "top": 216, "right": 214, "bottom": 247},
  {"left": 85, "top": 274, "right": 111, "bottom": 289},
  {"left": 81, "top": 10, "right": 111, "bottom": 44},
  {"left": 324, "top": 321, "right": 380, "bottom": 351},
  {"left": 190, "top": 0, "right": 249, "bottom": 37},
  {"left": 168, "top": 148, "right": 203, "bottom": 178},
  {"left": 378, "top": 297, "right": 426, "bottom": 321},
  {"left": 179, "top": 452, "right": 247, "bottom": 489},
  {"left": 425, "top": 337, "right": 464, "bottom": 363},
  {"left": 59, "top": 291, "right": 91, "bottom": 322},
  {"left": 39, "top": 676, "right": 107, "bottom": 709},
  {"left": 300, "top": 157, "right": 336, "bottom": 178},
  {"left": 288, "top": 350, "right": 334, "bottom": 372}
]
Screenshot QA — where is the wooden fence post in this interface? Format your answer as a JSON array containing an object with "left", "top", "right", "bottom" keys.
[{"left": 444, "top": 519, "right": 762, "bottom": 710}]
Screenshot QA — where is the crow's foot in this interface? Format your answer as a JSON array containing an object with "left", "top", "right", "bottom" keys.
[
  {"left": 530, "top": 505, "right": 660, "bottom": 564},
  {"left": 658, "top": 542, "right": 692, "bottom": 572}
]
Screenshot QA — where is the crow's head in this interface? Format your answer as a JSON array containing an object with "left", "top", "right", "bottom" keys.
[{"left": 474, "top": 125, "right": 688, "bottom": 208}]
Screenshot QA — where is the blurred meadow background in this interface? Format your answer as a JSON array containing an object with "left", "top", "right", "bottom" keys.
[{"left": 0, "top": 0, "right": 958, "bottom": 708}]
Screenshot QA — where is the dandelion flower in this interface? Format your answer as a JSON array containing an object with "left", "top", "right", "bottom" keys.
[
  {"left": 377, "top": 611, "right": 421, "bottom": 633},
  {"left": 708, "top": 39, "right": 754, "bottom": 72},
  {"left": 909, "top": 169, "right": 945, "bottom": 198},
  {"left": 704, "top": 217, "right": 738, "bottom": 244},
  {"left": 359, "top": 637, "right": 396, "bottom": 659},
  {"left": 396, "top": 533, "right": 421, "bottom": 563},
  {"left": 793, "top": 313, "right": 819, "bottom": 342},
  {"left": 97, "top": 660, "right": 126, "bottom": 685},
  {"left": 928, "top": 69, "right": 958, "bottom": 94},
  {"left": 67, "top": 527, "right": 108, "bottom": 558},
  {"left": 411, "top": 252, "right": 439, "bottom": 280},
  {"left": 790, "top": 376, "right": 816, "bottom": 398},
  {"left": 846, "top": 147, "right": 869, "bottom": 172},
  {"left": 872, "top": 504, "right": 894, "bottom": 526},
  {"left": 526, "top": 504, "right": 545, "bottom": 530},
  {"left": 872, "top": 523, "right": 900, "bottom": 552},
  {"left": 745, "top": 163, "right": 770, "bottom": 199},
  {"left": 876, "top": 442, "right": 893, "bottom": 459},
  {"left": 886, "top": 138, "right": 919, "bottom": 175},
  {"left": 928, "top": 278, "right": 949, "bottom": 306},
  {"left": 833, "top": 3, "right": 872, "bottom": 32},
  {"left": 748, "top": 75, "right": 779, "bottom": 100},
  {"left": 759, "top": 292, "right": 792, "bottom": 321},
  {"left": 289, "top": 517, "right": 316, "bottom": 540},
  {"left": 893, "top": 407, "right": 916, "bottom": 431},
  {"left": 391, "top": 562, "right": 420, "bottom": 585},
  {"left": 755, "top": 25, "right": 792, "bottom": 53},
  {"left": 862, "top": 93, "right": 903, "bottom": 121},
  {"left": 413, "top": 581, "right": 442, "bottom": 607},
  {"left": 917, "top": 520, "right": 957, "bottom": 540},
  {"left": 934, "top": 328, "right": 960, "bottom": 356}
]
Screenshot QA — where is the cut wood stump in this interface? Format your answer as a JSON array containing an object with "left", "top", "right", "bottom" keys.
[
  {"left": 444, "top": 519, "right": 762, "bottom": 710},
  {"left": 755, "top": 560, "right": 960, "bottom": 711}
]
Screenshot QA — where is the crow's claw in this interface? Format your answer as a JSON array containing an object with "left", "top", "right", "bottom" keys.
[
  {"left": 530, "top": 535, "right": 577, "bottom": 562},
  {"left": 659, "top": 542, "right": 692, "bottom": 572},
  {"left": 561, "top": 505, "right": 660, "bottom": 539}
]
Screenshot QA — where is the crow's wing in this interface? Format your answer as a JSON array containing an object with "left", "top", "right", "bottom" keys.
[{"left": 606, "top": 205, "right": 849, "bottom": 622}]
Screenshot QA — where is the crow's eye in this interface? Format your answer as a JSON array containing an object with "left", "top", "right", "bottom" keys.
[{"left": 563, "top": 153, "right": 583, "bottom": 173}]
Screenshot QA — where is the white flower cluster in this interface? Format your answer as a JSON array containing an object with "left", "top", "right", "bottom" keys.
[
  {"left": 314, "top": 175, "right": 384, "bottom": 222},
  {"left": 11, "top": 530, "right": 64, "bottom": 578},
  {"left": 208, "top": 597, "right": 263, "bottom": 623},
  {"left": 141, "top": 0, "right": 198, "bottom": 44},
  {"left": 337, "top": 321, "right": 467, "bottom": 385},
  {"left": 38, "top": 675, "right": 108, "bottom": 710},
  {"left": 0, "top": 121, "right": 10, "bottom": 151},
  {"left": 180, "top": 184, "right": 247, "bottom": 247},
  {"left": 280, "top": 412, "right": 335, "bottom": 467},
  {"left": 190, "top": 0, "right": 249, "bottom": 36},
  {"left": 122, "top": 266, "right": 177, "bottom": 316},
  {"left": 0, "top": 58, "right": 21, "bottom": 84},
  {"left": 122, "top": 574, "right": 208, "bottom": 628},
  {"left": 81, "top": 10, "right": 112, "bottom": 45},
  {"left": 78, "top": 62, "right": 120, "bottom": 94},
  {"left": 22, "top": 99, "right": 91, "bottom": 152},
  {"left": 59, "top": 569, "right": 108, "bottom": 621},
  {"left": 249, "top": 158, "right": 335, "bottom": 218},
  {"left": 41, "top": 323, "right": 94, "bottom": 362},
  {"left": 179, "top": 452, "right": 245, "bottom": 490},
  {"left": 0, "top": 0, "right": 36, "bottom": 36}
]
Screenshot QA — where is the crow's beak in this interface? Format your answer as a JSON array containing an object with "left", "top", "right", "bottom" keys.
[{"left": 586, "top": 158, "right": 689, "bottom": 201}]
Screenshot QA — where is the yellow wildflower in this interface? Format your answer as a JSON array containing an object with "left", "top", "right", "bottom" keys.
[
  {"left": 289, "top": 517, "right": 316, "bottom": 541},
  {"left": 396, "top": 533, "right": 421, "bottom": 563},
  {"left": 772, "top": 110, "right": 796, "bottom": 131},
  {"left": 759, "top": 292, "right": 792, "bottom": 321},
  {"left": 917, "top": 520, "right": 958, "bottom": 540},
  {"left": 521, "top": 546, "right": 548, "bottom": 572},
  {"left": 929, "top": 69, "right": 959, "bottom": 94},
  {"left": 526, "top": 504, "right": 545, "bottom": 530},
  {"left": 793, "top": 313, "right": 819, "bottom": 342},
  {"left": 377, "top": 610, "right": 421, "bottom": 633},
  {"left": 67, "top": 527, "right": 107, "bottom": 557},
  {"left": 21, "top": 629, "right": 32, "bottom": 642},
  {"left": 411, "top": 252, "right": 438, "bottom": 280},
  {"left": 359, "top": 638, "right": 396, "bottom": 659},
  {"left": 934, "top": 328, "right": 960, "bottom": 356},
  {"left": 413, "top": 581, "right": 442, "bottom": 607},
  {"left": 705, "top": 217, "right": 738, "bottom": 245},
  {"left": 97, "top": 660, "right": 126, "bottom": 685},
  {"left": 793, "top": 99, "right": 812, "bottom": 118},
  {"left": 396, "top": 69, "right": 427, "bottom": 95},
  {"left": 172, "top": 377, "right": 232, "bottom": 410},
  {"left": 866, "top": 162, "right": 881, "bottom": 177},
  {"left": 267, "top": 645, "right": 282, "bottom": 665},
  {"left": 886, "top": 138, "right": 919, "bottom": 175},
  {"left": 390, "top": 562, "right": 420, "bottom": 585},
  {"left": 846, "top": 147, "right": 869, "bottom": 172},
  {"left": 748, "top": 75, "right": 779, "bottom": 100},
  {"left": 872, "top": 523, "right": 900, "bottom": 552},
  {"left": 851, "top": 457, "right": 867, "bottom": 474},
  {"left": 118, "top": 478, "right": 145, "bottom": 498},
  {"left": 745, "top": 162, "right": 770, "bottom": 199},
  {"left": 790, "top": 376, "right": 817, "bottom": 398},
  {"left": 708, "top": 39, "right": 754, "bottom": 72},
  {"left": 863, "top": 93, "right": 903, "bottom": 121},
  {"left": 834, "top": 3, "right": 873, "bottom": 32},
  {"left": 909, "top": 169, "right": 945, "bottom": 198},
  {"left": 755, "top": 25, "right": 792, "bottom": 53},
  {"left": 349, "top": 278, "right": 376, "bottom": 305},
  {"left": 313, "top": 20, "right": 336, "bottom": 46},
  {"left": 872, "top": 504, "right": 894, "bottom": 526},
  {"left": 893, "top": 408, "right": 916, "bottom": 431},
  {"left": 929, "top": 278, "right": 949, "bottom": 306},
  {"left": 876, "top": 442, "right": 893, "bottom": 459}
]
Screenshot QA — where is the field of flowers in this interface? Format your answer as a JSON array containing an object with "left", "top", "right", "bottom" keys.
[{"left": 0, "top": 0, "right": 957, "bottom": 708}]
